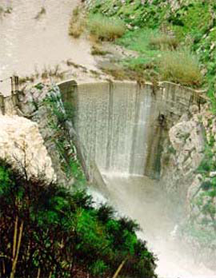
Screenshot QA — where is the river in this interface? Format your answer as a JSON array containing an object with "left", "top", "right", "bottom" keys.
[{"left": 0, "top": 0, "right": 95, "bottom": 95}]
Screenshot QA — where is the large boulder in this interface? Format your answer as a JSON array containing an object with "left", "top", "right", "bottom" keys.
[{"left": 0, "top": 115, "right": 56, "bottom": 183}]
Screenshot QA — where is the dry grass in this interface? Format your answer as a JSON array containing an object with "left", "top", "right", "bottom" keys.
[
  {"left": 150, "top": 34, "right": 179, "bottom": 50},
  {"left": 101, "top": 66, "right": 148, "bottom": 83},
  {"left": 69, "top": 21, "right": 85, "bottom": 38},
  {"left": 159, "top": 50, "right": 203, "bottom": 87},
  {"left": 19, "top": 65, "right": 64, "bottom": 86},
  {"left": 88, "top": 14, "right": 126, "bottom": 41},
  {"left": 68, "top": 6, "right": 86, "bottom": 38},
  {"left": 19, "top": 75, "right": 35, "bottom": 85},
  {"left": 91, "top": 45, "right": 110, "bottom": 56},
  {"left": 41, "top": 65, "right": 64, "bottom": 79}
]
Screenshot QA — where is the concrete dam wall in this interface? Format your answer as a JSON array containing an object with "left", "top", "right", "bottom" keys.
[{"left": 58, "top": 80, "right": 203, "bottom": 179}]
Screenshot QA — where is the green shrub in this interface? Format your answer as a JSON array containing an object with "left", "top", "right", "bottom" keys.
[
  {"left": 122, "top": 56, "right": 155, "bottom": 73},
  {"left": 117, "top": 28, "right": 160, "bottom": 54},
  {"left": 0, "top": 6, "right": 4, "bottom": 15},
  {"left": 34, "top": 7, "right": 46, "bottom": 20},
  {"left": 90, "top": 260, "right": 108, "bottom": 276},
  {"left": 0, "top": 5, "right": 12, "bottom": 16},
  {"left": 88, "top": 14, "right": 126, "bottom": 41},
  {"left": 159, "top": 50, "right": 202, "bottom": 87}
]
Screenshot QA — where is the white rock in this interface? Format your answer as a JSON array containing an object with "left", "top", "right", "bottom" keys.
[
  {"left": 212, "top": 123, "right": 216, "bottom": 133},
  {"left": 0, "top": 115, "right": 56, "bottom": 183},
  {"left": 209, "top": 171, "right": 216, "bottom": 178}
]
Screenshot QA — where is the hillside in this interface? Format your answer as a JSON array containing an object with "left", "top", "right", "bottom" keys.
[{"left": 85, "top": 0, "right": 216, "bottom": 109}]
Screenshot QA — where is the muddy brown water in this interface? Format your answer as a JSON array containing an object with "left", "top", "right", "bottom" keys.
[{"left": 0, "top": 0, "right": 95, "bottom": 95}]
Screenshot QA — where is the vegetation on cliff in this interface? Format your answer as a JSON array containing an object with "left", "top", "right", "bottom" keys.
[{"left": 0, "top": 160, "right": 157, "bottom": 278}]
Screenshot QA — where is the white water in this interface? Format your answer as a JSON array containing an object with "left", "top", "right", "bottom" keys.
[
  {"left": 74, "top": 82, "right": 155, "bottom": 177},
  {"left": 0, "top": 0, "right": 95, "bottom": 95},
  {"left": 92, "top": 174, "right": 216, "bottom": 278}
]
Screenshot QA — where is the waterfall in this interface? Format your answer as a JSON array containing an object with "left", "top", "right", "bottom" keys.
[{"left": 72, "top": 81, "right": 161, "bottom": 178}]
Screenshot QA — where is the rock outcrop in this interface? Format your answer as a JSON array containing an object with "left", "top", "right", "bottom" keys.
[
  {"left": 161, "top": 103, "right": 216, "bottom": 268},
  {"left": 0, "top": 115, "right": 56, "bottom": 183},
  {"left": 17, "top": 82, "right": 85, "bottom": 187},
  {"left": 161, "top": 103, "right": 216, "bottom": 212},
  {"left": 161, "top": 105, "right": 205, "bottom": 199}
]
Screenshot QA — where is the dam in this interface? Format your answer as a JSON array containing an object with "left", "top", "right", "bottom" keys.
[{"left": 58, "top": 79, "right": 202, "bottom": 180}]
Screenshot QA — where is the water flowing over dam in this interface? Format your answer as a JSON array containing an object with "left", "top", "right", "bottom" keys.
[
  {"left": 59, "top": 80, "right": 202, "bottom": 179},
  {"left": 58, "top": 79, "right": 215, "bottom": 278}
]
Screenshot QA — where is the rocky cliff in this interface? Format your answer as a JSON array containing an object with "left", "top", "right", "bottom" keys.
[{"left": 161, "top": 103, "right": 216, "bottom": 268}]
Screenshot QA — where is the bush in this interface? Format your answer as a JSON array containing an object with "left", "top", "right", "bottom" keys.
[
  {"left": 88, "top": 14, "right": 126, "bottom": 41},
  {"left": 159, "top": 50, "right": 203, "bottom": 87}
]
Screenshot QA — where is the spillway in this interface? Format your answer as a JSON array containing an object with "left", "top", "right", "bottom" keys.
[{"left": 74, "top": 81, "right": 154, "bottom": 177}]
